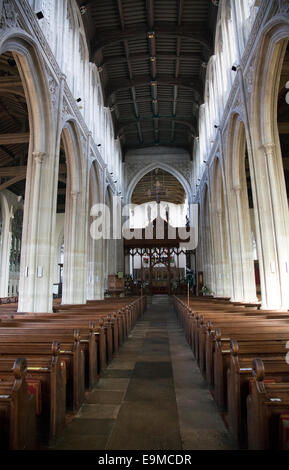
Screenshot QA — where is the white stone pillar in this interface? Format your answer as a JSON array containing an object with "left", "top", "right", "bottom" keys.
[
  {"left": 62, "top": 187, "right": 87, "bottom": 305},
  {"left": 234, "top": 186, "right": 258, "bottom": 302},
  {"left": 227, "top": 186, "right": 243, "bottom": 301},
  {"left": 215, "top": 210, "right": 225, "bottom": 297},
  {"left": 18, "top": 150, "right": 58, "bottom": 312},
  {"left": 0, "top": 199, "right": 12, "bottom": 297},
  {"left": 253, "top": 142, "right": 289, "bottom": 310},
  {"left": 94, "top": 238, "right": 105, "bottom": 299}
]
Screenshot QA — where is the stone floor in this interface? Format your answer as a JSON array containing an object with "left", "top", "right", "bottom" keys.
[{"left": 51, "top": 296, "right": 237, "bottom": 450}]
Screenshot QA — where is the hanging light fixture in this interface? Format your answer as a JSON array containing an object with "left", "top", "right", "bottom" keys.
[{"left": 146, "top": 169, "right": 167, "bottom": 203}]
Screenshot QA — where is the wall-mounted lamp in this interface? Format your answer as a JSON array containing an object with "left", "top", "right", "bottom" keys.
[
  {"left": 97, "top": 144, "right": 101, "bottom": 147},
  {"left": 76, "top": 97, "right": 82, "bottom": 103},
  {"left": 147, "top": 32, "right": 155, "bottom": 39},
  {"left": 214, "top": 124, "right": 219, "bottom": 129},
  {"left": 36, "top": 11, "right": 44, "bottom": 19},
  {"left": 232, "top": 63, "right": 238, "bottom": 72}
]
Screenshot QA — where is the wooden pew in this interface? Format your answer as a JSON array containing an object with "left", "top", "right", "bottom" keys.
[
  {"left": 247, "top": 358, "right": 289, "bottom": 449},
  {"left": 0, "top": 330, "right": 85, "bottom": 412},
  {"left": 198, "top": 315, "right": 289, "bottom": 377},
  {"left": 213, "top": 328, "right": 289, "bottom": 409},
  {"left": 227, "top": 339, "right": 289, "bottom": 446},
  {"left": 0, "top": 358, "right": 36, "bottom": 450},
  {"left": 0, "top": 320, "right": 100, "bottom": 388},
  {"left": 54, "top": 305, "right": 131, "bottom": 341},
  {"left": 0, "top": 341, "right": 66, "bottom": 442}
]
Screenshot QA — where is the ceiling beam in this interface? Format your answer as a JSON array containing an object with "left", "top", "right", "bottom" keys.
[
  {"left": 100, "top": 52, "right": 203, "bottom": 67},
  {"left": 0, "top": 166, "right": 26, "bottom": 177},
  {"left": 124, "top": 141, "right": 191, "bottom": 153},
  {"left": 0, "top": 133, "right": 30, "bottom": 145},
  {"left": 0, "top": 76, "right": 23, "bottom": 88},
  {"left": 171, "top": 0, "right": 185, "bottom": 144},
  {"left": 0, "top": 145, "right": 17, "bottom": 162},
  {"left": 0, "top": 76, "right": 25, "bottom": 97},
  {"left": 116, "top": 0, "right": 143, "bottom": 145},
  {"left": 146, "top": 0, "right": 154, "bottom": 30},
  {"left": 118, "top": 116, "right": 196, "bottom": 134},
  {"left": 121, "top": 127, "right": 189, "bottom": 137},
  {"left": 0, "top": 174, "right": 25, "bottom": 192},
  {"left": 113, "top": 97, "right": 197, "bottom": 106},
  {"left": 91, "top": 24, "right": 213, "bottom": 63},
  {"left": 0, "top": 164, "right": 66, "bottom": 177},
  {"left": 105, "top": 74, "right": 202, "bottom": 104}
]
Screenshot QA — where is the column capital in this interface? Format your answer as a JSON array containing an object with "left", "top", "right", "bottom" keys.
[
  {"left": 32, "top": 152, "right": 47, "bottom": 164},
  {"left": 262, "top": 142, "right": 275, "bottom": 157}
]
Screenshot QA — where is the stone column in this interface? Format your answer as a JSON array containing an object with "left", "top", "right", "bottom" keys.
[
  {"left": 253, "top": 142, "right": 289, "bottom": 310},
  {"left": 227, "top": 186, "right": 244, "bottom": 301},
  {"left": 206, "top": 177, "right": 217, "bottom": 295},
  {"left": 62, "top": 187, "right": 87, "bottom": 305},
  {"left": 0, "top": 201, "right": 12, "bottom": 297},
  {"left": 18, "top": 150, "right": 58, "bottom": 312},
  {"left": 215, "top": 210, "right": 225, "bottom": 297},
  {"left": 87, "top": 236, "right": 105, "bottom": 300},
  {"left": 234, "top": 186, "right": 258, "bottom": 302},
  {"left": 94, "top": 238, "right": 105, "bottom": 299}
]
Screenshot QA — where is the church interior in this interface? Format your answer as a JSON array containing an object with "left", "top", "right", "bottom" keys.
[{"left": 0, "top": 0, "right": 289, "bottom": 452}]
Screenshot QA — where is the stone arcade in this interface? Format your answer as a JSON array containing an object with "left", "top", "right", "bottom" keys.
[{"left": 0, "top": 0, "right": 288, "bottom": 452}]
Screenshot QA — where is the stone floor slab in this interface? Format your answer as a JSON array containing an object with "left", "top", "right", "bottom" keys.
[
  {"left": 76, "top": 403, "right": 120, "bottom": 420},
  {"left": 85, "top": 390, "right": 125, "bottom": 404}
]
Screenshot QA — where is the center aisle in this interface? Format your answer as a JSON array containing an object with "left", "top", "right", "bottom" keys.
[{"left": 52, "top": 296, "right": 237, "bottom": 450}]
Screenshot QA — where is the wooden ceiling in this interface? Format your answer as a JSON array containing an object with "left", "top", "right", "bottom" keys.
[
  {"left": 131, "top": 168, "right": 185, "bottom": 204},
  {"left": 0, "top": 52, "right": 29, "bottom": 199},
  {"left": 0, "top": 52, "right": 67, "bottom": 212},
  {"left": 77, "top": 0, "right": 218, "bottom": 158}
]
